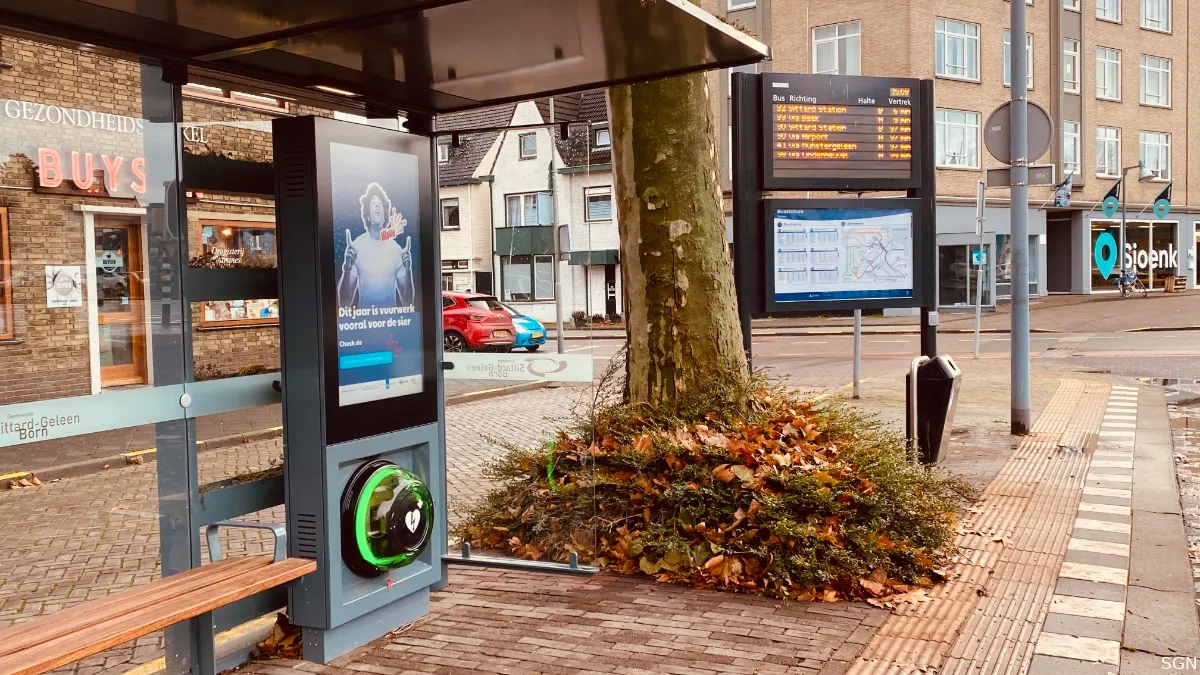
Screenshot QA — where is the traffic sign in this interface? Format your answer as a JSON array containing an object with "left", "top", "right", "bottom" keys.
[
  {"left": 983, "top": 101, "right": 1053, "bottom": 165},
  {"left": 985, "top": 164, "right": 1055, "bottom": 188}
]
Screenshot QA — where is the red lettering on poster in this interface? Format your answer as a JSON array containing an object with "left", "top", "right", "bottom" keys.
[
  {"left": 37, "top": 148, "right": 63, "bottom": 187},
  {"left": 130, "top": 157, "right": 146, "bottom": 194},
  {"left": 71, "top": 151, "right": 95, "bottom": 190},
  {"left": 101, "top": 155, "right": 123, "bottom": 192}
]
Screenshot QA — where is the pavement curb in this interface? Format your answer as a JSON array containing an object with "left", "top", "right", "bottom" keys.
[
  {"left": 547, "top": 327, "right": 1065, "bottom": 340},
  {"left": 4, "top": 380, "right": 552, "bottom": 486}
]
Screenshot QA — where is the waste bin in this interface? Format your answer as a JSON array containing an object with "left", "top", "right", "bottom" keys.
[{"left": 905, "top": 355, "right": 963, "bottom": 464}]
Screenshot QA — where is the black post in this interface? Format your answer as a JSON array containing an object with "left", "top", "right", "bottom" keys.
[
  {"left": 731, "top": 72, "right": 760, "bottom": 370},
  {"left": 917, "top": 79, "right": 938, "bottom": 358}
]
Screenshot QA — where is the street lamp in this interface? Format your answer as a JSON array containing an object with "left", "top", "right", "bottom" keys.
[{"left": 1117, "top": 160, "right": 1158, "bottom": 277}]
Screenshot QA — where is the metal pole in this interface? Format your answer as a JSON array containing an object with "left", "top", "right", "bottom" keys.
[
  {"left": 974, "top": 181, "right": 985, "bottom": 358},
  {"left": 852, "top": 309, "right": 862, "bottom": 399},
  {"left": 1119, "top": 173, "right": 1128, "bottom": 279},
  {"left": 1009, "top": 0, "right": 1032, "bottom": 435},
  {"left": 549, "top": 98, "right": 565, "bottom": 354},
  {"left": 1149, "top": 219, "right": 1154, "bottom": 290}
]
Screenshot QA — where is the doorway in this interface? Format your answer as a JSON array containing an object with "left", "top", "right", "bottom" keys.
[
  {"left": 94, "top": 219, "right": 147, "bottom": 387},
  {"left": 604, "top": 264, "right": 617, "bottom": 316}
]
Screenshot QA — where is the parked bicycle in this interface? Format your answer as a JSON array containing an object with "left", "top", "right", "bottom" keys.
[{"left": 1114, "top": 271, "right": 1148, "bottom": 298}]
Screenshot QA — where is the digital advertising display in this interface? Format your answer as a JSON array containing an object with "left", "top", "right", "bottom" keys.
[
  {"left": 330, "top": 142, "right": 425, "bottom": 407},
  {"left": 761, "top": 73, "right": 922, "bottom": 191},
  {"left": 764, "top": 199, "right": 922, "bottom": 312}
]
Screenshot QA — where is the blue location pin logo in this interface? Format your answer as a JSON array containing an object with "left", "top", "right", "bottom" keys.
[
  {"left": 1094, "top": 231, "right": 1117, "bottom": 279},
  {"left": 1102, "top": 196, "right": 1119, "bottom": 218},
  {"left": 1154, "top": 198, "right": 1171, "bottom": 219}
]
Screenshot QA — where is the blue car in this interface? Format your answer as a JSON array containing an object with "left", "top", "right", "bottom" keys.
[{"left": 500, "top": 303, "right": 547, "bottom": 351}]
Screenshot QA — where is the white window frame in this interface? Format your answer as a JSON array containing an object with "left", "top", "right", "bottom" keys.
[
  {"left": 1096, "top": 127, "right": 1121, "bottom": 178},
  {"left": 504, "top": 192, "right": 551, "bottom": 227},
  {"left": 1064, "top": 0, "right": 1080, "bottom": 11},
  {"left": 533, "top": 254, "right": 555, "bottom": 300},
  {"left": 584, "top": 186, "right": 613, "bottom": 222},
  {"left": 812, "top": 21, "right": 861, "bottom": 76},
  {"left": 440, "top": 197, "right": 460, "bottom": 230},
  {"left": 727, "top": 0, "right": 755, "bottom": 9},
  {"left": 1003, "top": 31, "right": 1034, "bottom": 88},
  {"left": 1139, "top": 132, "right": 1171, "bottom": 180},
  {"left": 437, "top": 139, "right": 450, "bottom": 164},
  {"left": 592, "top": 124, "right": 610, "bottom": 151},
  {"left": 1062, "top": 121, "right": 1081, "bottom": 176},
  {"left": 1139, "top": 55, "right": 1172, "bottom": 107},
  {"left": 935, "top": 19, "right": 980, "bottom": 82},
  {"left": 1140, "top": 0, "right": 1170, "bottom": 31},
  {"left": 935, "top": 108, "right": 981, "bottom": 169},
  {"left": 1096, "top": 48, "right": 1121, "bottom": 101},
  {"left": 1063, "top": 39, "right": 1081, "bottom": 94},
  {"left": 518, "top": 132, "right": 537, "bottom": 159},
  {"left": 1097, "top": 0, "right": 1121, "bottom": 22}
]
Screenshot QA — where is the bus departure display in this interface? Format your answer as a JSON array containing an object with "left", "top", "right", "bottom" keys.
[{"left": 761, "top": 73, "right": 922, "bottom": 190}]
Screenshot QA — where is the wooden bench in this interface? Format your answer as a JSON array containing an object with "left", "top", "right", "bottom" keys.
[{"left": 0, "top": 521, "right": 316, "bottom": 675}]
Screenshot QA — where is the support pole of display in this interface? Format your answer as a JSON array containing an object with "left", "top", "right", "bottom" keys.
[
  {"left": 1009, "top": 0, "right": 1032, "bottom": 435},
  {"left": 852, "top": 309, "right": 862, "bottom": 399},
  {"left": 549, "top": 98, "right": 565, "bottom": 354},
  {"left": 974, "top": 180, "right": 985, "bottom": 359}
]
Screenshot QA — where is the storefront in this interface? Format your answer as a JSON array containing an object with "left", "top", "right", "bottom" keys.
[
  {"left": 1087, "top": 218, "right": 1184, "bottom": 292},
  {"left": 933, "top": 203, "right": 1048, "bottom": 309}
]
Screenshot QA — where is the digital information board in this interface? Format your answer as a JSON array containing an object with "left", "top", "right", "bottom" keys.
[
  {"left": 764, "top": 199, "right": 923, "bottom": 312},
  {"left": 761, "top": 73, "right": 922, "bottom": 191}
]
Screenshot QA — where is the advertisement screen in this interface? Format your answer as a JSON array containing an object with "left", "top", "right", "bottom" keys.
[
  {"left": 330, "top": 142, "right": 424, "bottom": 406},
  {"left": 771, "top": 206, "right": 914, "bottom": 303}
]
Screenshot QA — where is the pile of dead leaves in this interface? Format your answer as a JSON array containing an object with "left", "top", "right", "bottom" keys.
[{"left": 455, "top": 383, "right": 973, "bottom": 604}]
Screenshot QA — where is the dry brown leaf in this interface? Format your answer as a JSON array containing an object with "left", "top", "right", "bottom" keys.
[{"left": 712, "top": 464, "right": 735, "bottom": 483}]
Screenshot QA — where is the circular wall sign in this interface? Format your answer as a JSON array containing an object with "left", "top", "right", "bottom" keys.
[{"left": 340, "top": 459, "right": 434, "bottom": 578}]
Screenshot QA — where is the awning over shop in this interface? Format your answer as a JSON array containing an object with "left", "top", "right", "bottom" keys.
[
  {"left": 569, "top": 249, "right": 619, "bottom": 265},
  {"left": 0, "top": 0, "right": 768, "bottom": 116}
]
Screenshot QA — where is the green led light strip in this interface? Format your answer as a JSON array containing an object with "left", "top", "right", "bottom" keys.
[{"left": 354, "top": 465, "right": 405, "bottom": 568}]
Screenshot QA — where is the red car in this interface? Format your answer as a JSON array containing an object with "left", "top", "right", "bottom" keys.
[{"left": 441, "top": 292, "right": 516, "bottom": 352}]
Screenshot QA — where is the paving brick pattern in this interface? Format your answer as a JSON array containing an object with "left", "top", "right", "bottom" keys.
[{"left": 242, "top": 567, "right": 887, "bottom": 675}]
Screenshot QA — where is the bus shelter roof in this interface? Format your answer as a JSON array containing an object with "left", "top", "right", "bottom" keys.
[{"left": 0, "top": 0, "right": 768, "bottom": 116}]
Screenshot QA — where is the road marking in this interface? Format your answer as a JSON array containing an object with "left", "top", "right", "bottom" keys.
[
  {"left": 1050, "top": 594, "right": 1126, "bottom": 621},
  {"left": 1078, "top": 502, "right": 1131, "bottom": 515},
  {"left": 564, "top": 345, "right": 596, "bottom": 353},
  {"left": 1083, "top": 486, "right": 1133, "bottom": 499},
  {"left": 1075, "top": 518, "right": 1131, "bottom": 534},
  {"left": 1086, "top": 473, "right": 1132, "bottom": 484},
  {"left": 1068, "top": 538, "right": 1130, "bottom": 557},
  {"left": 1101, "top": 422, "right": 1136, "bottom": 429},
  {"left": 1059, "top": 561, "right": 1129, "bottom": 586},
  {"left": 868, "top": 340, "right": 912, "bottom": 343},
  {"left": 0, "top": 471, "right": 31, "bottom": 481},
  {"left": 1034, "top": 632, "right": 1120, "bottom": 665},
  {"left": 1090, "top": 459, "right": 1133, "bottom": 468},
  {"left": 1111, "top": 385, "right": 1138, "bottom": 391}
]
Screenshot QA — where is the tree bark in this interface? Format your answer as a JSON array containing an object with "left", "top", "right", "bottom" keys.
[{"left": 609, "top": 75, "right": 749, "bottom": 411}]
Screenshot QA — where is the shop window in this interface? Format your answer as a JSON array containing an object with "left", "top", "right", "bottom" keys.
[
  {"left": 935, "top": 19, "right": 980, "bottom": 81},
  {"left": 585, "top": 187, "right": 613, "bottom": 221},
  {"left": 519, "top": 133, "right": 537, "bottom": 159},
  {"left": 182, "top": 83, "right": 289, "bottom": 112},
  {"left": 441, "top": 198, "right": 460, "bottom": 230},
  {"left": 1091, "top": 221, "right": 1177, "bottom": 290},
  {"left": 505, "top": 192, "right": 552, "bottom": 227},
  {"left": 995, "top": 234, "right": 1039, "bottom": 298},
  {"left": 500, "top": 254, "right": 555, "bottom": 301},
  {"left": 938, "top": 244, "right": 991, "bottom": 307},
  {"left": 1003, "top": 31, "right": 1033, "bottom": 88},
  {"left": 195, "top": 221, "right": 279, "bottom": 326},
  {"left": 812, "top": 22, "right": 861, "bottom": 76},
  {"left": 0, "top": 208, "right": 10, "bottom": 340}
]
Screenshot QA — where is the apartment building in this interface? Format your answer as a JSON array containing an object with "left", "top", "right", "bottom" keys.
[
  {"left": 718, "top": 0, "right": 1200, "bottom": 305},
  {"left": 436, "top": 91, "right": 621, "bottom": 323}
]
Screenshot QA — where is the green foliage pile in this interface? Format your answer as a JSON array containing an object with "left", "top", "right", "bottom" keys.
[{"left": 455, "top": 379, "right": 973, "bottom": 602}]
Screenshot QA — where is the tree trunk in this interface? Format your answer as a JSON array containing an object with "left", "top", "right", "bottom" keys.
[{"left": 609, "top": 75, "right": 749, "bottom": 410}]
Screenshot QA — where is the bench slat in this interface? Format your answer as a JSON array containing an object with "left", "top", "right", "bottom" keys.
[
  {"left": 0, "top": 556, "right": 270, "bottom": 658},
  {"left": 0, "top": 557, "right": 316, "bottom": 675}
]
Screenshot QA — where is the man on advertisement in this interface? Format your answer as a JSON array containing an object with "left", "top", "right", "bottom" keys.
[{"left": 330, "top": 143, "right": 424, "bottom": 406}]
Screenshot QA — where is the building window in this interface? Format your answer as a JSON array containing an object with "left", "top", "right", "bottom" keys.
[
  {"left": 1063, "top": 121, "right": 1081, "bottom": 176},
  {"left": 1139, "top": 131, "right": 1170, "bottom": 180},
  {"left": 200, "top": 299, "right": 279, "bottom": 326},
  {"left": 437, "top": 139, "right": 450, "bottom": 164},
  {"left": 505, "top": 192, "right": 552, "bottom": 227},
  {"left": 441, "top": 198, "right": 460, "bottom": 230},
  {"left": 500, "top": 254, "right": 555, "bottom": 301},
  {"left": 935, "top": 109, "right": 980, "bottom": 168},
  {"left": 1140, "top": 0, "right": 1170, "bottom": 30},
  {"left": 1098, "top": 0, "right": 1121, "bottom": 21},
  {"left": 593, "top": 124, "right": 610, "bottom": 151},
  {"left": 195, "top": 221, "right": 278, "bottom": 327},
  {"left": 585, "top": 186, "right": 613, "bottom": 221},
  {"left": 728, "top": 0, "right": 755, "bottom": 9},
  {"left": 442, "top": 273, "right": 455, "bottom": 291},
  {"left": 1096, "top": 127, "right": 1121, "bottom": 177},
  {"left": 0, "top": 208, "right": 10, "bottom": 340},
  {"left": 1096, "top": 48, "right": 1121, "bottom": 100},
  {"left": 1064, "top": 0, "right": 1080, "bottom": 10},
  {"left": 1003, "top": 31, "right": 1033, "bottom": 88},
  {"left": 182, "top": 83, "right": 288, "bottom": 112},
  {"left": 518, "top": 132, "right": 537, "bottom": 159},
  {"left": 935, "top": 19, "right": 980, "bottom": 81},
  {"left": 812, "top": 22, "right": 861, "bottom": 75},
  {"left": 1063, "top": 39, "right": 1081, "bottom": 93},
  {"left": 1140, "top": 55, "right": 1171, "bottom": 107}
]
